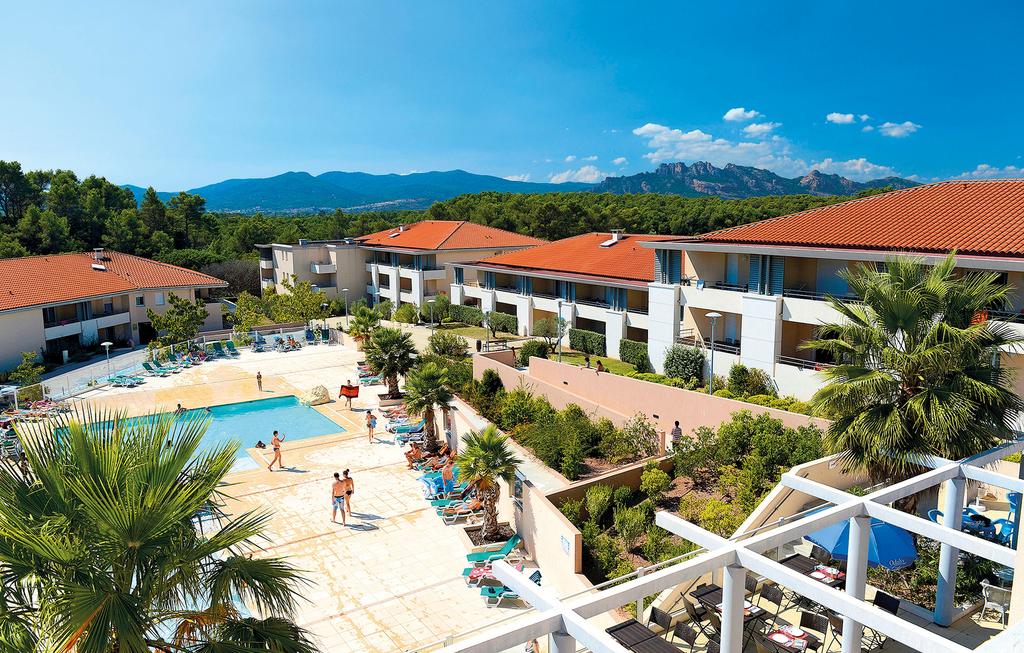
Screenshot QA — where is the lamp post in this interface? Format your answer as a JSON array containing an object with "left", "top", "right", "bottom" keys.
[
  {"left": 556, "top": 299, "right": 563, "bottom": 363},
  {"left": 100, "top": 341, "right": 113, "bottom": 380},
  {"left": 429, "top": 302, "right": 435, "bottom": 334},
  {"left": 342, "top": 288, "right": 350, "bottom": 328},
  {"left": 320, "top": 302, "right": 329, "bottom": 332},
  {"left": 705, "top": 312, "right": 721, "bottom": 394}
]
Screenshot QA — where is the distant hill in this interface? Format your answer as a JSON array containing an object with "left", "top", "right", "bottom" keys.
[
  {"left": 123, "top": 162, "right": 918, "bottom": 213},
  {"left": 124, "top": 170, "right": 592, "bottom": 213},
  {"left": 592, "top": 161, "right": 918, "bottom": 199}
]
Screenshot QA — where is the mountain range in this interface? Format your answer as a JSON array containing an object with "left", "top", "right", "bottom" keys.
[{"left": 124, "top": 163, "right": 917, "bottom": 213}]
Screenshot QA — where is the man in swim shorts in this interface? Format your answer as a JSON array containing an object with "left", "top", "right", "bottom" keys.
[{"left": 331, "top": 472, "right": 347, "bottom": 525}]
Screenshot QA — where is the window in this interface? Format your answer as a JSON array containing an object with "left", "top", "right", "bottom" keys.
[
  {"left": 154, "top": 292, "right": 165, "bottom": 306},
  {"left": 103, "top": 301, "right": 114, "bottom": 315},
  {"left": 135, "top": 296, "right": 145, "bottom": 307},
  {"left": 454, "top": 267, "right": 464, "bottom": 284}
]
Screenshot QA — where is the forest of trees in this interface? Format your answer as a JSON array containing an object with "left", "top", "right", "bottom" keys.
[{"left": 0, "top": 159, "right": 881, "bottom": 293}]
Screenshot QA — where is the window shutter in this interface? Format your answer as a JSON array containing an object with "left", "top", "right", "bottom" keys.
[
  {"left": 654, "top": 250, "right": 666, "bottom": 283},
  {"left": 669, "top": 251, "right": 682, "bottom": 283},
  {"left": 769, "top": 256, "right": 785, "bottom": 295},
  {"left": 748, "top": 254, "right": 763, "bottom": 293}
]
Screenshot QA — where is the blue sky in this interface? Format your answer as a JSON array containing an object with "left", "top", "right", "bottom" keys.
[{"left": 1, "top": 1, "right": 1022, "bottom": 189}]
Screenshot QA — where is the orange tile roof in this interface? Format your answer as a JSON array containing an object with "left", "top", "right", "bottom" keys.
[
  {"left": 696, "top": 179, "right": 1024, "bottom": 257},
  {"left": 0, "top": 251, "right": 226, "bottom": 313},
  {"left": 474, "top": 233, "right": 681, "bottom": 283},
  {"left": 357, "top": 220, "right": 545, "bottom": 251}
]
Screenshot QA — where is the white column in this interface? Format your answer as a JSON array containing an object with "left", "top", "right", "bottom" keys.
[
  {"left": 558, "top": 301, "right": 576, "bottom": 347},
  {"left": 515, "top": 295, "right": 533, "bottom": 336},
  {"left": 647, "top": 282, "right": 680, "bottom": 373},
  {"left": 480, "top": 289, "right": 496, "bottom": 314},
  {"left": 740, "top": 293, "right": 782, "bottom": 374},
  {"left": 551, "top": 632, "right": 575, "bottom": 653},
  {"left": 604, "top": 309, "right": 626, "bottom": 360},
  {"left": 721, "top": 563, "right": 745, "bottom": 653},
  {"left": 410, "top": 270, "right": 424, "bottom": 307},
  {"left": 451, "top": 283, "right": 465, "bottom": 305},
  {"left": 842, "top": 515, "right": 870, "bottom": 653},
  {"left": 935, "top": 476, "right": 966, "bottom": 626}
]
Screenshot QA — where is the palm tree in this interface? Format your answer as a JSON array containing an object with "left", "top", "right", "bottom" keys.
[
  {"left": 458, "top": 426, "right": 523, "bottom": 541},
  {"left": 363, "top": 327, "right": 418, "bottom": 398},
  {"left": 804, "top": 254, "right": 1024, "bottom": 481},
  {"left": 0, "top": 408, "right": 315, "bottom": 653},
  {"left": 348, "top": 305, "right": 381, "bottom": 348},
  {"left": 403, "top": 362, "right": 455, "bottom": 452}
]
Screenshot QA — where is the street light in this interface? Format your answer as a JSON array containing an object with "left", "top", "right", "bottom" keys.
[
  {"left": 342, "top": 288, "right": 350, "bottom": 328},
  {"left": 556, "top": 299, "right": 564, "bottom": 363},
  {"left": 100, "top": 341, "right": 113, "bottom": 380},
  {"left": 705, "top": 312, "right": 722, "bottom": 394}
]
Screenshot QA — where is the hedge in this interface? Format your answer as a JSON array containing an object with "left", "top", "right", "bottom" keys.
[
  {"left": 517, "top": 339, "right": 549, "bottom": 366},
  {"left": 663, "top": 344, "right": 704, "bottom": 382},
  {"left": 449, "top": 304, "right": 485, "bottom": 326},
  {"left": 618, "top": 339, "right": 651, "bottom": 373},
  {"left": 486, "top": 311, "right": 518, "bottom": 335},
  {"left": 569, "top": 328, "right": 606, "bottom": 355}
]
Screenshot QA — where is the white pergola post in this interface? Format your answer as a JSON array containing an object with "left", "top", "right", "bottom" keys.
[
  {"left": 551, "top": 631, "right": 576, "bottom": 653},
  {"left": 721, "top": 563, "right": 746, "bottom": 653},
  {"left": 842, "top": 515, "right": 871, "bottom": 653},
  {"left": 936, "top": 476, "right": 966, "bottom": 626}
]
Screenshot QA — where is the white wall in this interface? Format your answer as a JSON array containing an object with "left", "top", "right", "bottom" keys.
[
  {"left": 740, "top": 294, "right": 782, "bottom": 373},
  {"left": 647, "top": 283, "right": 680, "bottom": 373},
  {"left": 0, "top": 309, "right": 45, "bottom": 370}
]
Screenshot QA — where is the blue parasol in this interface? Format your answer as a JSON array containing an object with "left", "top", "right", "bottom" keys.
[{"left": 805, "top": 517, "right": 917, "bottom": 570}]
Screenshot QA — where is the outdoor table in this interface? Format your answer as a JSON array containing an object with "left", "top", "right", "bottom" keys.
[
  {"left": 692, "top": 584, "right": 765, "bottom": 623},
  {"left": 780, "top": 554, "right": 845, "bottom": 588},
  {"left": 605, "top": 619, "right": 680, "bottom": 653},
  {"left": 765, "top": 625, "right": 821, "bottom": 652}
]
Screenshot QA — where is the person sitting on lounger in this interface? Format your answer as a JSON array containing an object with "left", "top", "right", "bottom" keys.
[
  {"left": 440, "top": 496, "right": 482, "bottom": 516},
  {"left": 405, "top": 441, "right": 425, "bottom": 469}
]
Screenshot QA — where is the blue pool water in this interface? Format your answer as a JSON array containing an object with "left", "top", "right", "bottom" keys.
[{"left": 104, "top": 396, "right": 344, "bottom": 470}]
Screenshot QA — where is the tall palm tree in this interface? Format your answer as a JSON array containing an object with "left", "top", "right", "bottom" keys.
[
  {"left": 458, "top": 426, "right": 523, "bottom": 541},
  {"left": 403, "top": 362, "right": 454, "bottom": 452},
  {"left": 0, "top": 408, "right": 314, "bottom": 653},
  {"left": 804, "top": 254, "right": 1024, "bottom": 481},
  {"left": 347, "top": 305, "right": 381, "bottom": 348},
  {"left": 363, "top": 326, "right": 418, "bottom": 398}
]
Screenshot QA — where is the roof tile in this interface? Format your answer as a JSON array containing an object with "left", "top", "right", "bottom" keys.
[{"left": 358, "top": 220, "right": 544, "bottom": 251}]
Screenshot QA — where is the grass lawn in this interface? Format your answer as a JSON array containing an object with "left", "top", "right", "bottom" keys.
[
  {"left": 557, "top": 350, "right": 636, "bottom": 375},
  {"left": 436, "top": 323, "right": 522, "bottom": 341}
]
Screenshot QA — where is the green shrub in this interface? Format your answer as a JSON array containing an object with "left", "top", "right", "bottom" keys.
[
  {"left": 613, "top": 485, "right": 634, "bottom": 509},
  {"left": 376, "top": 299, "right": 394, "bottom": 320},
  {"left": 626, "top": 371, "right": 687, "bottom": 388},
  {"left": 449, "top": 304, "right": 484, "bottom": 326},
  {"left": 420, "top": 293, "right": 450, "bottom": 323},
  {"left": 713, "top": 388, "right": 737, "bottom": 399},
  {"left": 745, "top": 393, "right": 774, "bottom": 406},
  {"left": 593, "top": 532, "right": 622, "bottom": 575},
  {"left": 698, "top": 499, "right": 744, "bottom": 537},
  {"left": 498, "top": 388, "right": 541, "bottom": 431},
  {"left": 560, "top": 434, "right": 586, "bottom": 480},
  {"left": 393, "top": 303, "right": 419, "bottom": 324},
  {"left": 560, "top": 498, "right": 584, "bottom": 526},
  {"left": 485, "top": 311, "right": 518, "bottom": 335},
  {"left": 640, "top": 462, "right": 672, "bottom": 505},
  {"left": 726, "top": 363, "right": 777, "bottom": 397},
  {"left": 568, "top": 328, "right": 606, "bottom": 355},
  {"left": 664, "top": 344, "right": 704, "bottom": 381},
  {"left": 786, "top": 401, "right": 812, "bottom": 415},
  {"left": 619, "top": 339, "right": 651, "bottom": 372},
  {"left": 560, "top": 403, "right": 598, "bottom": 452},
  {"left": 517, "top": 339, "right": 549, "bottom": 365},
  {"left": 479, "top": 368, "right": 504, "bottom": 396},
  {"left": 585, "top": 484, "right": 614, "bottom": 525},
  {"left": 427, "top": 331, "right": 468, "bottom": 358},
  {"left": 614, "top": 505, "right": 648, "bottom": 551}
]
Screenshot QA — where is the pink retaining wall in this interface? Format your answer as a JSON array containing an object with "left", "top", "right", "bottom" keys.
[{"left": 473, "top": 352, "right": 827, "bottom": 437}]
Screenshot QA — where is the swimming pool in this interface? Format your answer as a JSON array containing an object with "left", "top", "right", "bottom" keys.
[{"left": 106, "top": 396, "right": 344, "bottom": 470}]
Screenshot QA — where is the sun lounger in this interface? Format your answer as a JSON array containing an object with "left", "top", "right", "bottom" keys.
[
  {"left": 142, "top": 362, "right": 170, "bottom": 377},
  {"left": 388, "top": 419, "right": 425, "bottom": 434},
  {"left": 154, "top": 360, "right": 182, "bottom": 373},
  {"left": 225, "top": 341, "right": 241, "bottom": 356},
  {"left": 480, "top": 570, "right": 540, "bottom": 607},
  {"left": 359, "top": 376, "right": 383, "bottom": 386},
  {"left": 212, "top": 342, "right": 232, "bottom": 358},
  {"left": 439, "top": 507, "right": 483, "bottom": 525},
  {"left": 305, "top": 329, "right": 316, "bottom": 345},
  {"left": 466, "top": 533, "right": 523, "bottom": 566}
]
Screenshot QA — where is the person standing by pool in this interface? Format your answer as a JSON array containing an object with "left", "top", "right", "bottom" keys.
[
  {"left": 331, "top": 472, "right": 346, "bottom": 525},
  {"left": 441, "top": 458, "right": 456, "bottom": 496},
  {"left": 267, "top": 430, "right": 286, "bottom": 471},
  {"left": 343, "top": 469, "right": 355, "bottom": 517},
  {"left": 256, "top": 371, "right": 263, "bottom": 392},
  {"left": 366, "top": 410, "right": 376, "bottom": 442}
]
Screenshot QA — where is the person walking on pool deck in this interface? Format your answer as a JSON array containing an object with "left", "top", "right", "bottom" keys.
[
  {"left": 340, "top": 379, "right": 355, "bottom": 409},
  {"left": 366, "top": 410, "right": 376, "bottom": 442},
  {"left": 331, "top": 472, "right": 346, "bottom": 525},
  {"left": 441, "top": 458, "right": 456, "bottom": 495},
  {"left": 343, "top": 469, "right": 355, "bottom": 516},
  {"left": 256, "top": 371, "right": 263, "bottom": 392},
  {"left": 267, "top": 430, "right": 286, "bottom": 471}
]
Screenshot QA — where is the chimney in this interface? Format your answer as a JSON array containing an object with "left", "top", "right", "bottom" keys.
[
  {"left": 93, "top": 247, "right": 104, "bottom": 261},
  {"left": 611, "top": 229, "right": 623, "bottom": 242},
  {"left": 399, "top": 224, "right": 406, "bottom": 232}
]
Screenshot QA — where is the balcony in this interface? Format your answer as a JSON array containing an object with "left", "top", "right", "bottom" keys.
[
  {"left": 260, "top": 259, "right": 274, "bottom": 270},
  {"left": 311, "top": 262, "right": 336, "bottom": 274},
  {"left": 677, "top": 332, "right": 741, "bottom": 355},
  {"left": 711, "top": 280, "right": 748, "bottom": 293},
  {"left": 777, "top": 354, "right": 833, "bottom": 371},
  {"left": 261, "top": 278, "right": 275, "bottom": 289},
  {"left": 575, "top": 297, "right": 609, "bottom": 308},
  {"left": 94, "top": 310, "right": 131, "bottom": 329},
  {"left": 782, "top": 287, "right": 859, "bottom": 302}
]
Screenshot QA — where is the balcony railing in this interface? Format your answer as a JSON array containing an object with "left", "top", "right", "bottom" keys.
[
  {"left": 777, "top": 355, "right": 834, "bottom": 371},
  {"left": 576, "top": 297, "right": 610, "bottom": 308},
  {"left": 781, "top": 287, "right": 860, "bottom": 302},
  {"left": 494, "top": 284, "right": 519, "bottom": 293},
  {"left": 985, "top": 308, "right": 1024, "bottom": 324},
  {"left": 532, "top": 290, "right": 560, "bottom": 300},
  {"left": 712, "top": 281, "right": 748, "bottom": 293},
  {"left": 677, "top": 333, "right": 741, "bottom": 355},
  {"left": 627, "top": 305, "right": 648, "bottom": 315}
]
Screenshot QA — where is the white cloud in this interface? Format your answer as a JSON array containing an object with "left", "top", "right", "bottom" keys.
[
  {"left": 826, "top": 112, "right": 856, "bottom": 124},
  {"left": 612, "top": 156, "right": 628, "bottom": 166},
  {"left": 859, "top": 114, "right": 871, "bottom": 122},
  {"left": 879, "top": 121, "right": 921, "bottom": 138},
  {"left": 582, "top": 155, "right": 598, "bottom": 161},
  {"left": 723, "top": 107, "right": 761, "bottom": 122},
  {"left": 503, "top": 173, "right": 531, "bottom": 182},
  {"left": 564, "top": 155, "right": 576, "bottom": 162},
  {"left": 952, "top": 164, "right": 1024, "bottom": 179},
  {"left": 811, "top": 157, "right": 899, "bottom": 180},
  {"left": 742, "top": 121, "right": 782, "bottom": 137},
  {"left": 548, "top": 165, "right": 609, "bottom": 184},
  {"left": 861, "top": 125, "right": 875, "bottom": 132},
  {"left": 631, "top": 122, "right": 808, "bottom": 177}
]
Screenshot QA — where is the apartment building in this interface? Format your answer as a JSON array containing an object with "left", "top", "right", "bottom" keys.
[
  {"left": 0, "top": 249, "right": 226, "bottom": 370},
  {"left": 642, "top": 179, "right": 1024, "bottom": 398},
  {"left": 451, "top": 232, "right": 678, "bottom": 355},
  {"left": 256, "top": 220, "right": 544, "bottom": 308}
]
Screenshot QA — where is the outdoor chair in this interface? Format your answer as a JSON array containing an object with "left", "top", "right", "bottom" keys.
[
  {"left": 647, "top": 606, "right": 673, "bottom": 638},
  {"left": 992, "top": 518, "right": 1015, "bottom": 546},
  {"left": 706, "top": 638, "right": 720, "bottom": 653},
  {"left": 862, "top": 591, "right": 900, "bottom": 648},
  {"left": 756, "top": 584, "right": 786, "bottom": 624},
  {"left": 225, "top": 341, "right": 241, "bottom": 356},
  {"left": 753, "top": 637, "right": 774, "bottom": 653},
  {"left": 809, "top": 544, "right": 832, "bottom": 565},
  {"left": 927, "top": 509, "right": 943, "bottom": 523},
  {"left": 745, "top": 574, "right": 760, "bottom": 597},
  {"left": 979, "top": 580, "right": 1010, "bottom": 627},
  {"left": 682, "top": 598, "right": 714, "bottom": 640},
  {"left": 670, "top": 622, "right": 698, "bottom": 653},
  {"left": 798, "top": 611, "right": 828, "bottom": 650},
  {"left": 708, "top": 610, "right": 723, "bottom": 635},
  {"left": 1009, "top": 492, "right": 1020, "bottom": 522}
]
